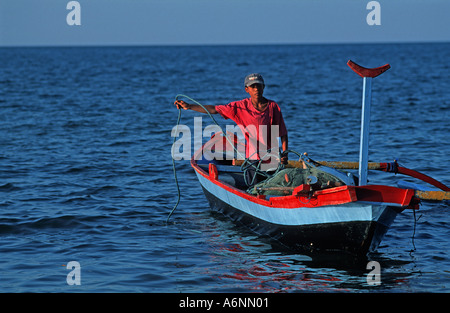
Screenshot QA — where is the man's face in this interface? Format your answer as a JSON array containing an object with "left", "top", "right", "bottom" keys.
[{"left": 245, "top": 83, "right": 264, "bottom": 99}]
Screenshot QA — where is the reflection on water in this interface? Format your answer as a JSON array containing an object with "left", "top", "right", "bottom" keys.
[{"left": 183, "top": 211, "right": 416, "bottom": 292}]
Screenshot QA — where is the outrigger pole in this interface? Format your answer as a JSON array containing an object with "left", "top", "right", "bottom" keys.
[{"left": 347, "top": 60, "right": 391, "bottom": 186}]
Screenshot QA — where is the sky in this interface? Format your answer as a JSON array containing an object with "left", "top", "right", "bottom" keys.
[{"left": 0, "top": 0, "right": 449, "bottom": 47}]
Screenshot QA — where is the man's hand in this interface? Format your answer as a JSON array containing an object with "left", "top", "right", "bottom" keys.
[
  {"left": 280, "top": 155, "right": 288, "bottom": 165},
  {"left": 174, "top": 100, "right": 190, "bottom": 110}
]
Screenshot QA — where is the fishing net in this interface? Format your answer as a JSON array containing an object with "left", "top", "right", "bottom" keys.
[{"left": 247, "top": 167, "right": 345, "bottom": 196}]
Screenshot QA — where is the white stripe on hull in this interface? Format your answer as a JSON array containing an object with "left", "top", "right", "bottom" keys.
[{"left": 196, "top": 172, "right": 398, "bottom": 228}]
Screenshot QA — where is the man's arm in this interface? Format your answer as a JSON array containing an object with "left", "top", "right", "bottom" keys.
[{"left": 174, "top": 100, "right": 218, "bottom": 114}]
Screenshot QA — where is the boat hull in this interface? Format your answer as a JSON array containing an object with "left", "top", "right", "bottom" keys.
[
  {"left": 189, "top": 133, "right": 417, "bottom": 255},
  {"left": 196, "top": 171, "right": 402, "bottom": 255}
]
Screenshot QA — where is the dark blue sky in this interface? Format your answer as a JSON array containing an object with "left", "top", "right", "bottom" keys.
[{"left": 1, "top": 0, "right": 449, "bottom": 46}]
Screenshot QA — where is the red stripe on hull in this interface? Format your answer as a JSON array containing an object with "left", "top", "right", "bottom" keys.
[{"left": 192, "top": 158, "right": 417, "bottom": 211}]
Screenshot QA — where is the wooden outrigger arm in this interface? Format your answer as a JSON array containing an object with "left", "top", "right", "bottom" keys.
[
  {"left": 232, "top": 158, "right": 449, "bottom": 201},
  {"left": 296, "top": 160, "right": 449, "bottom": 192}
]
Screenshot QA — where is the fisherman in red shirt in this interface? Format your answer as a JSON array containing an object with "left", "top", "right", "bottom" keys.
[{"left": 174, "top": 73, "right": 288, "bottom": 185}]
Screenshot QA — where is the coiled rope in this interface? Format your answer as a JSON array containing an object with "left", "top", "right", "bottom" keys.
[
  {"left": 166, "top": 94, "right": 304, "bottom": 222},
  {"left": 167, "top": 94, "right": 247, "bottom": 223},
  {"left": 168, "top": 94, "right": 231, "bottom": 223}
]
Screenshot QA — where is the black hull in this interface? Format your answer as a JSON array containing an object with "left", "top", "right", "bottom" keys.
[{"left": 202, "top": 187, "right": 392, "bottom": 255}]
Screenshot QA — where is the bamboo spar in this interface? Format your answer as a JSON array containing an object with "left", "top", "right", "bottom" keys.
[
  {"left": 415, "top": 190, "right": 450, "bottom": 201},
  {"left": 232, "top": 159, "right": 383, "bottom": 170},
  {"left": 232, "top": 159, "right": 449, "bottom": 201}
]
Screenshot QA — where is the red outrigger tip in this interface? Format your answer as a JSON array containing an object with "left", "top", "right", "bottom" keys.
[{"left": 347, "top": 60, "right": 391, "bottom": 78}]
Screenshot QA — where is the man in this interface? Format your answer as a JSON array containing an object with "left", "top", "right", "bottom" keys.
[{"left": 174, "top": 73, "right": 288, "bottom": 185}]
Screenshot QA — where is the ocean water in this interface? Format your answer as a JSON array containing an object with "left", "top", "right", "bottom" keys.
[{"left": 0, "top": 43, "right": 449, "bottom": 293}]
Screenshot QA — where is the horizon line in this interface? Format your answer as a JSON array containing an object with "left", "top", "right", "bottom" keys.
[{"left": 1, "top": 39, "right": 449, "bottom": 49}]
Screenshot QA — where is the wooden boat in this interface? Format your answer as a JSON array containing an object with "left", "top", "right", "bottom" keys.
[
  {"left": 191, "top": 133, "right": 419, "bottom": 255},
  {"left": 177, "top": 60, "right": 448, "bottom": 256}
]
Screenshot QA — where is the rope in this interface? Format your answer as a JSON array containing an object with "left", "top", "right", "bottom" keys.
[
  {"left": 410, "top": 208, "right": 422, "bottom": 253},
  {"left": 174, "top": 94, "right": 247, "bottom": 160},
  {"left": 166, "top": 107, "right": 182, "bottom": 224},
  {"left": 168, "top": 94, "right": 232, "bottom": 223},
  {"left": 167, "top": 95, "right": 275, "bottom": 221},
  {"left": 166, "top": 94, "right": 310, "bottom": 222}
]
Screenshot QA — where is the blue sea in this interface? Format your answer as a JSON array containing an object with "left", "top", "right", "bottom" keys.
[{"left": 0, "top": 43, "right": 449, "bottom": 293}]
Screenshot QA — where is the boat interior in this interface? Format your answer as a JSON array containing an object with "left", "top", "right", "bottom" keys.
[
  {"left": 193, "top": 134, "right": 358, "bottom": 196},
  {"left": 197, "top": 159, "right": 251, "bottom": 191}
]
